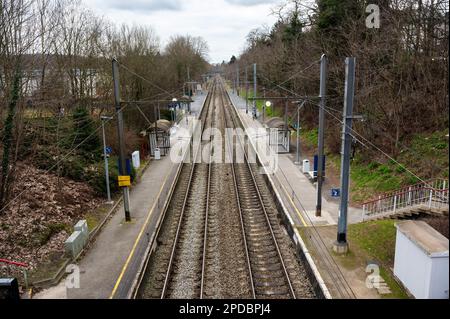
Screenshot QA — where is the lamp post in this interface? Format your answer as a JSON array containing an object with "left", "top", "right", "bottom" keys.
[
  {"left": 101, "top": 116, "right": 114, "bottom": 204},
  {"left": 172, "top": 98, "right": 178, "bottom": 123},
  {"left": 264, "top": 100, "right": 271, "bottom": 124},
  {"left": 294, "top": 100, "right": 307, "bottom": 165}
]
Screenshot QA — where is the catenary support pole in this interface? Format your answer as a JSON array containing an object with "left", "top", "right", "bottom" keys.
[
  {"left": 157, "top": 101, "right": 160, "bottom": 120},
  {"left": 335, "top": 57, "right": 356, "bottom": 253},
  {"left": 112, "top": 59, "right": 131, "bottom": 222},
  {"left": 284, "top": 100, "right": 289, "bottom": 152},
  {"left": 316, "top": 54, "right": 327, "bottom": 217},
  {"left": 236, "top": 65, "right": 240, "bottom": 96},
  {"left": 187, "top": 67, "right": 191, "bottom": 113},
  {"left": 253, "top": 63, "right": 257, "bottom": 119},
  {"left": 263, "top": 87, "right": 266, "bottom": 123},
  {"left": 245, "top": 66, "right": 249, "bottom": 114}
]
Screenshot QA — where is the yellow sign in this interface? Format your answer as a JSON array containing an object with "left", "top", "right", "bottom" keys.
[{"left": 118, "top": 176, "right": 131, "bottom": 187}]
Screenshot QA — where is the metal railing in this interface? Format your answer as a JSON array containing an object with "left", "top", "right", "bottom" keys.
[
  {"left": 0, "top": 258, "right": 29, "bottom": 290},
  {"left": 362, "top": 179, "right": 449, "bottom": 220}
]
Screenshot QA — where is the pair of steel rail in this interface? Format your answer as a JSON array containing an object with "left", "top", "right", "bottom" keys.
[{"left": 159, "top": 78, "right": 296, "bottom": 299}]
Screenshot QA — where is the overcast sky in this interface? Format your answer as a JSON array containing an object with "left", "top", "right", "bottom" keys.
[{"left": 83, "top": 0, "right": 281, "bottom": 63}]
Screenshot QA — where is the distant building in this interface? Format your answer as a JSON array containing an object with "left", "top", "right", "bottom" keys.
[{"left": 0, "top": 54, "right": 105, "bottom": 100}]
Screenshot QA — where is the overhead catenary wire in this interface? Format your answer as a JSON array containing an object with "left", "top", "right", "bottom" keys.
[
  {"left": 256, "top": 71, "right": 430, "bottom": 187},
  {"left": 309, "top": 100, "right": 430, "bottom": 187},
  {"left": 235, "top": 66, "right": 440, "bottom": 298},
  {"left": 227, "top": 71, "right": 357, "bottom": 298},
  {"left": 117, "top": 61, "right": 175, "bottom": 97}
]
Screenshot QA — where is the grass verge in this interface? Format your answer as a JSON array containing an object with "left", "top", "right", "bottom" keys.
[
  {"left": 299, "top": 128, "right": 449, "bottom": 203},
  {"left": 347, "top": 220, "right": 409, "bottom": 299}
]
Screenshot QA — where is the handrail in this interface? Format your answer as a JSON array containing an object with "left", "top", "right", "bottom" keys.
[
  {"left": 0, "top": 258, "right": 28, "bottom": 268},
  {"left": 362, "top": 179, "right": 449, "bottom": 206},
  {"left": 362, "top": 179, "right": 449, "bottom": 220},
  {"left": 363, "top": 187, "right": 449, "bottom": 206}
]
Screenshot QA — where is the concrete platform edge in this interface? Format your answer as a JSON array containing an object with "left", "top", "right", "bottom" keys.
[{"left": 127, "top": 91, "right": 210, "bottom": 299}]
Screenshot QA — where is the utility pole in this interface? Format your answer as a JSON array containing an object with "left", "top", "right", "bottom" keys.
[
  {"left": 245, "top": 66, "right": 249, "bottom": 114},
  {"left": 112, "top": 59, "right": 131, "bottom": 222},
  {"left": 187, "top": 66, "right": 191, "bottom": 112},
  {"left": 157, "top": 101, "right": 160, "bottom": 120},
  {"left": 236, "top": 65, "right": 240, "bottom": 96},
  {"left": 101, "top": 116, "right": 113, "bottom": 204},
  {"left": 316, "top": 54, "right": 327, "bottom": 217},
  {"left": 253, "top": 63, "right": 257, "bottom": 119},
  {"left": 295, "top": 100, "right": 307, "bottom": 165},
  {"left": 187, "top": 66, "right": 190, "bottom": 87},
  {"left": 263, "top": 87, "right": 266, "bottom": 123},
  {"left": 284, "top": 99, "right": 289, "bottom": 152},
  {"left": 334, "top": 57, "right": 356, "bottom": 254}
]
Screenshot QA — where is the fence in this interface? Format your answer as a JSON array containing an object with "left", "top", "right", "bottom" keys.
[{"left": 362, "top": 179, "right": 449, "bottom": 220}]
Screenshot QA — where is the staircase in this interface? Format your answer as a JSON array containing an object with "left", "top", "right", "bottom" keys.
[{"left": 362, "top": 179, "right": 449, "bottom": 221}]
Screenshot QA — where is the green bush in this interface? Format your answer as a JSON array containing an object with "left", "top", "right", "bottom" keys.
[
  {"left": 395, "top": 166, "right": 406, "bottom": 173},
  {"left": 34, "top": 149, "right": 54, "bottom": 170},
  {"left": 87, "top": 156, "right": 137, "bottom": 197},
  {"left": 60, "top": 157, "right": 86, "bottom": 182},
  {"left": 434, "top": 142, "right": 447, "bottom": 150},
  {"left": 160, "top": 109, "right": 172, "bottom": 121},
  {"left": 33, "top": 223, "right": 70, "bottom": 247},
  {"left": 378, "top": 165, "right": 392, "bottom": 175}
]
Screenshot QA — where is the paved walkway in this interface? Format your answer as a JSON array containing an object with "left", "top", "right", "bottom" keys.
[
  {"left": 227, "top": 91, "right": 363, "bottom": 227},
  {"left": 34, "top": 93, "right": 207, "bottom": 299}
]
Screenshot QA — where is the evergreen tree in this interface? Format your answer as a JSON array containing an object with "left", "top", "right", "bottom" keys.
[
  {"left": 316, "top": 0, "right": 362, "bottom": 31},
  {"left": 283, "top": 9, "right": 304, "bottom": 43},
  {"left": 0, "top": 70, "right": 21, "bottom": 209},
  {"left": 72, "top": 107, "right": 101, "bottom": 156}
]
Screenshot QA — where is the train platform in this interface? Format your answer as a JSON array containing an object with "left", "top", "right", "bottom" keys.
[
  {"left": 34, "top": 93, "right": 208, "bottom": 299},
  {"left": 227, "top": 90, "right": 364, "bottom": 228}
]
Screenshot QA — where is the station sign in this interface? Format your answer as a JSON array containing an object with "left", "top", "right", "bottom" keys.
[
  {"left": 118, "top": 175, "right": 131, "bottom": 187},
  {"left": 331, "top": 188, "right": 341, "bottom": 198}
]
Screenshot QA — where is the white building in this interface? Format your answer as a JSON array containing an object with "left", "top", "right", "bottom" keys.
[{"left": 394, "top": 221, "right": 449, "bottom": 299}]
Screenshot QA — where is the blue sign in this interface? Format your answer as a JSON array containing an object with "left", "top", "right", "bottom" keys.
[
  {"left": 331, "top": 188, "right": 341, "bottom": 198},
  {"left": 105, "top": 146, "right": 113, "bottom": 155}
]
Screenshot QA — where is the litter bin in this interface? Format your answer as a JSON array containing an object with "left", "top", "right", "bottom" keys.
[
  {"left": 154, "top": 148, "right": 161, "bottom": 160},
  {"left": 302, "top": 159, "right": 310, "bottom": 173}
]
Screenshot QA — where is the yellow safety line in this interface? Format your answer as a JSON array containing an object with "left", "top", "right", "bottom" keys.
[
  {"left": 109, "top": 171, "right": 171, "bottom": 299},
  {"left": 278, "top": 179, "right": 308, "bottom": 227}
]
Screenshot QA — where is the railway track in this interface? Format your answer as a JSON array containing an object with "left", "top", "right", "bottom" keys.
[
  {"left": 218, "top": 82, "right": 296, "bottom": 298},
  {"left": 137, "top": 77, "right": 316, "bottom": 299}
]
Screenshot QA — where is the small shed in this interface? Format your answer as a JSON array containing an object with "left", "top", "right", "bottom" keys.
[
  {"left": 265, "top": 117, "right": 292, "bottom": 154},
  {"left": 394, "top": 220, "right": 449, "bottom": 299},
  {"left": 148, "top": 119, "right": 171, "bottom": 157}
]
